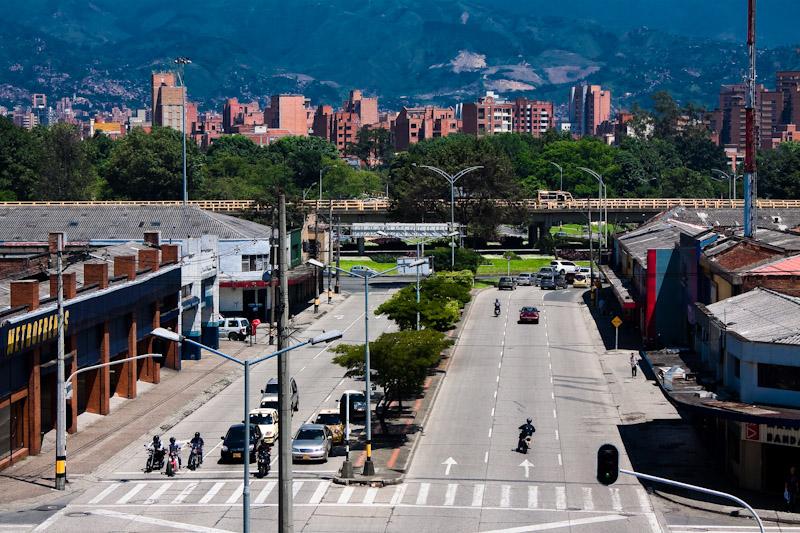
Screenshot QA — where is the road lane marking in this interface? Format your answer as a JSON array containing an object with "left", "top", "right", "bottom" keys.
[
  {"left": 416, "top": 483, "right": 430, "bottom": 505},
  {"left": 199, "top": 482, "right": 225, "bottom": 504},
  {"left": 91, "top": 508, "right": 236, "bottom": 533},
  {"left": 293, "top": 481, "right": 304, "bottom": 497},
  {"left": 645, "top": 513, "right": 662, "bottom": 533},
  {"left": 494, "top": 390, "right": 497, "bottom": 398},
  {"left": 309, "top": 481, "right": 330, "bottom": 504},
  {"left": 637, "top": 487, "right": 653, "bottom": 512},
  {"left": 557, "top": 454, "right": 562, "bottom": 466},
  {"left": 324, "top": 393, "right": 331, "bottom": 402},
  {"left": 299, "top": 366, "right": 307, "bottom": 373},
  {"left": 582, "top": 487, "right": 594, "bottom": 510},
  {"left": 225, "top": 482, "right": 243, "bottom": 504},
  {"left": 500, "top": 485, "right": 511, "bottom": 507},
  {"left": 488, "top": 427, "right": 493, "bottom": 438},
  {"left": 33, "top": 507, "right": 66, "bottom": 532},
  {"left": 491, "top": 407, "right": 495, "bottom": 417},
  {"left": 116, "top": 483, "right": 146, "bottom": 504},
  {"left": 337, "top": 486, "right": 354, "bottom": 504},
  {"left": 555, "top": 430, "right": 559, "bottom": 441},
  {"left": 552, "top": 409, "right": 557, "bottom": 418},
  {"left": 555, "top": 486, "right": 566, "bottom": 510},
  {"left": 144, "top": 482, "right": 172, "bottom": 505},
  {"left": 255, "top": 481, "right": 276, "bottom": 504},
  {"left": 550, "top": 376, "right": 553, "bottom": 384},
  {"left": 496, "top": 375, "right": 500, "bottom": 383},
  {"left": 472, "top": 484, "right": 485, "bottom": 507},
  {"left": 88, "top": 482, "right": 121, "bottom": 504},
  {"left": 484, "top": 451, "right": 489, "bottom": 463},
  {"left": 444, "top": 483, "right": 458, "bottom": 506},
  {"left": 363, "top": 487, "right": 378, "bottom": 505},
  {"left": 389, "top": 484, "right": 407, "bottom": 505},
  {"left": 172, "top": 482, "right": 198, "bottom": 503},
  {"left": 610, "top": 487, "right": 622, "bottom": 511},
  {"left": 479, "top": 514, "right": 627, "bottom": 533},
  {"left": 527, "top": 486, "right": 538, "bottom": 509},
  {"left": 551, "top": 392, "right": 554, "bottom": 400},
  {"left": 498, "top": 361, "right": 502, "bottom": 368}
]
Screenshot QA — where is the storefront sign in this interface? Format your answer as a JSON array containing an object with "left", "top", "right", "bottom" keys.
[{"left": 743, "top": 424, "right": 800, "bottom": 447}]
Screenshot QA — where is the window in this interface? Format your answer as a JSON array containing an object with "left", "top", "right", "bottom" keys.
[
  {"left": 241, "top": 254, "right": 268, "bottom": 272},
  {"left": 758, "top": 363, "right": 800, "bottom": 391},
  {"left": 181, "top": 284, "right": 193, "bottom": 298}
]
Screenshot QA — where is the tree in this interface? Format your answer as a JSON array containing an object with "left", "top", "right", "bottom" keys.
[
  {"left": 651, "top": 91, "right": 681, "bottom": 138},
  {"left": 0, "top": 116, "right": 39, "bottom": 200},
  {"left": 347, "top": 127, "right": 394, "bottom": 168},
  {"left": 35, "top": 123, "right": 96, "bottom": 200},
  {"left": 429, "top": 247, "right": 483, "bottom": 273},
  {"left": 673, "top": 127, "right": 727, "bottom": 174},
  {"left": 758, "top": 142, "right": 800, "bottom": 198},
  {"left": 332, "top": 330, "right": 453, "bottom": 424},
  {"left": 265, "top": 136, "right": 338, "bottom": 188},
  {"left": 659, "top": 167, "right": 716, "bottom": 198},
  {"left": 206, "top": 135, "right": 264, "bottom": 162},
  {"left": 104, "top": 127, "right": 204, "bottom": 200},
  {"left": 323, "top": 161, "right": 383, "bottom": 199},
  {"left": 375, "top": 275, "right": 472, "bottom": 331}
]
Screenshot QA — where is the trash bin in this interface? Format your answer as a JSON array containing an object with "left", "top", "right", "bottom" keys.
[{"left": 201, "top": 321, "right": 220, "bottom": 350}]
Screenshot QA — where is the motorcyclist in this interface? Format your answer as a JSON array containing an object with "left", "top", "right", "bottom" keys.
[
  {"left": 256, "top": 438, "right": 271, "bottom": 474},
  {"left": 517, "top": 418, "right": 536, "bottom": 453},
  {"left": 150, "top": 435, "right": 166, "bottom": 466},
  {"left": 494, "top": 298, "right": 501, "bottom": 315},
  {"left": 168, "top": 436, "right": 182, "bottom": 469},
  {"left": 189, "top": 432, "right": 204, "bottom": 465}
]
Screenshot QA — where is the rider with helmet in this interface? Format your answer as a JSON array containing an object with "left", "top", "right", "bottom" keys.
[
  {"left": 189, "top": 432, "right": 204, "bottom": 466},
  {"left": 168, "top": 436, "right": 182, "bottom": 469}
]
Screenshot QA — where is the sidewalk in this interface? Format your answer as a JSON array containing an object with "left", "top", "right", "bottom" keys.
[
  {"left": 332, "top": 289, "right": 478, "bottom": 486},
  {"left": 585, "top": 286, "right": 800, "bottom": 525},
  {"left": 0, "top": 293, "right": 349, "bottom": 510}
]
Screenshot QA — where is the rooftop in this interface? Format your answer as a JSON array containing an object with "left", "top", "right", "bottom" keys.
[
  {"left": 704, "top": 288, "right": 800, "bottom": 345},
  {"left": 0, "top": 205, "right": 270, "bottom": 243},
  {"left": 655, "top": 206, "right": 800, "bottom": 232},
  {"left": 617, "top": 220, "right": 706, "bottom": 263}
]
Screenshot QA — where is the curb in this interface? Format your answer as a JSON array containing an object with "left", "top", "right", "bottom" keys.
[
  {"left": 653, "top": 489, "right": 800, "bottom": 525},
  {"left": 332, "top": 476, "right": 403, "bottom": 487}
]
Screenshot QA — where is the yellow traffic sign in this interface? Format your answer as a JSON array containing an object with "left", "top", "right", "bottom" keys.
[{"left": 611, "top": 316, "right": 623, "bottom": 328}]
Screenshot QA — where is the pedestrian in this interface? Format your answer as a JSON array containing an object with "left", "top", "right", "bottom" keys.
[
  {"left": 786, "top": 466, "right": 799, "bottom": 512},
  {"left": 630, "top": 354, "right": 638, "bottom": 377}
]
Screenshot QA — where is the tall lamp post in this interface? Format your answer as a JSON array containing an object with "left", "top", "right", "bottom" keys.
[
  {"left": 308, "top": 258, "right": 425, "bottom": 475},
  {"left": 174, "top": 57, "right": 191, "bottom": 205},
  {"left": 578, "top": 167, "right": 607, "bottom": 261},
  {"left": 712, "top": 168, "right": 740, "bottom": 200},
  {"left": 413, "top": 164, "right": 483, "bottom": 268},
  {"left": 151, "top": 327, "right": 342, "bottom": 533},
  {"left": 549, "top": 161, "right": 564, "bottom": 192}
]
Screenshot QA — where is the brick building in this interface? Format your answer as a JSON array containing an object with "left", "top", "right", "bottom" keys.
[
  {"left": 311, "top": 90, "right": 381, "bottom": 150},
  {"left": 568, "top": 84, "right": 611, "bottom": 137},
  {"left": 265, "top": 95, "right": 309, "bottom": 136},
  {"left": 462, "top": 92, "right": 553, "bottom": 137},
  {"left": 151, "top": 72, "right": 185, "bottom": 130},
  {"left": 392, "top": 106, "right": 460, "bottom": 150},
  {"left": 222, "top": 98, "right": 263, "bottom": 133}
]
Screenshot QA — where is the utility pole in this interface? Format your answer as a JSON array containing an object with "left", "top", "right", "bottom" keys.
[
  {"left": 54, "top": 233, "right": 66, "bottom": 490},
  {"left": 277, "top": 195, "right": 293, "bottom": 533},
  {"left": 588, "top": 201, "right": 595, "bottom": 305},
  {"left": 327, "top": 202, "right": 333, "bottom": 303},
  {"left": 313, "top": 210, "right": 320, "bottom": 314},
  {"left": 269, "top": 224, "right": 277, "bottom": 346},
  {"left": 174, "top": 57, "right": 191, "bottom": 205},
  {"left": 334, "top": 217, "right": 341, "bottom": 294},
  {"left": 743, "top": 0, "right": 758, "bottom": 237}
]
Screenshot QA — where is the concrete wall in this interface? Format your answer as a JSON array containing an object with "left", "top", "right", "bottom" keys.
[
  {"left": 218, "top": 239, "right": 271, "bottom": 280},
  {"left": 729, "top": 335, "right": 800, "bottom": 406}
]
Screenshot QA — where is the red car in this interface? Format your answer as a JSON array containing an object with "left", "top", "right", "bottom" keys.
[{"left": 518, "top": 306, "right": 540, "bottom": 324}]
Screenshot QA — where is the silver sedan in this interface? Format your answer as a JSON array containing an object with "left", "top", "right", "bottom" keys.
[{"left": 291, "top": 423, "right": 333, "bottom": 463}]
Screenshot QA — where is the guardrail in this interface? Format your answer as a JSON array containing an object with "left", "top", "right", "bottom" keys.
[{"left": 1, "top": 198, "right": 798, "bottom": 213}]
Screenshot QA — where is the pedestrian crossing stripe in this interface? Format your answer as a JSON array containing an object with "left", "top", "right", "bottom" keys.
[{"left": 78, "top": 480, "right": 655, "bottom": 513}]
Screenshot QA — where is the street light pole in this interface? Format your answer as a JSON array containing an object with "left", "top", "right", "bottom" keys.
[
  {"left": 174, "top": 57, "right": 191, "bottom": 205},
  {"left": 549, "top": 161, "right": 563, "bottom": 192},
  {"left": 54, "top": 233, "right": 66, "bottom": 490},
  {"left": 578, "top": 167, "right": 606, "bottom": 263},
  {"left": 413, "top": 164, "right": 483, "bottom": 268}
]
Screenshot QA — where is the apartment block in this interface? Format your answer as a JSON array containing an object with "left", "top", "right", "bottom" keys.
[
  {"left": 568, "top": 84, "right": 611, "bottom": 137},
  {"left": 151, "top": 72, "right": 186, "bottom": 130},
  {"left": 392, "top": 106, "right": 460, "bottom": 150},
  {"left": 265, "top": 95, "right": 308, "bottom": 136},
  {"left": 222, "top": 98, "right": 263, "bottom": 133},
  {"left": 344, "top": 90, "right": 378, "bottom": 126},
  {"left": 462, "top": 92, "right": 553, "bottom": 137}
]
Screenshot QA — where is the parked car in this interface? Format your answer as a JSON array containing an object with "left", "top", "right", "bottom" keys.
[
  {"left": 498, "top": 276, "right": 516, "bottom": 290},
  {"left": 313, "top": 408, "right": 344, "bottom": 444},
  {"left": 248, "top": 407, "right": 279, "bottom": 444},
  {"left": 220, "top": 423, "right": 262, "bottom": 463},
  {"left": 550, "top": 260, "right": 578, "bottom": 275},
  {"left": 516, "top": 273, "right": 534, "bottom": 286},
  {"left": 350, "top": 265, "right": 378, "bottom": 278},
  {"left": 260, "top": 377, "right": 299, "bottom": 412},
  {"left": 572, "top": 274, "right": 590, "bottom": 288},
  {"left": 291, "top": 423, "right": 333, "bottom": 463},
  {"left": 339, "top": 390, "right": 368, "bottom": 422},
  {"left": 220, "top": 317, "right": 250, "bottom": 341},
  {"left": 518, "top": 306, "right": 540, "bottom": 324}
]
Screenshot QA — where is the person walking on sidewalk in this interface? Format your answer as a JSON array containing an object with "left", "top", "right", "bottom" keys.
[
  {"left": 786, "top": 465, "right": 799, "bottom": 511},
  {"left": 630, "top": 354, "right": 638, "bottom": 377}
]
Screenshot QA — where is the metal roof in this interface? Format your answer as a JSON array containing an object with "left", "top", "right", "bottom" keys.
[
  {"left": 705, "top": 288, "right": 800, "bottom": 345},
  {"left": 0, "top": 205, "right": 271, "bottom": 242},
  {"left": 617, "top": 220, "right": 705, "bottom": 264},
  {"left": 656, "top": 206, "right": 800, "bottom": 231}
]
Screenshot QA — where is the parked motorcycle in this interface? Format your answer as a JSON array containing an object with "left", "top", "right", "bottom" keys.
[
  {"left": 144, "top": 444, "right": 165, "bottom": 473},
  {"left": 256, "top": 445, "right": 271, "bottom": 478},
  {"left": 188, "top": 444, "right": 203, "bottom": 471}
]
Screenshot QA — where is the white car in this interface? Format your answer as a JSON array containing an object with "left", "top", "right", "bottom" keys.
[
  {"left": 249, "top": 407, "right": 279, "bottom": 444},
  {"left": 550, "top": 260, "right": 578, "bottom": 275},
  {"left": 220, "top": 317, "right": 250, "bottom": 341}
]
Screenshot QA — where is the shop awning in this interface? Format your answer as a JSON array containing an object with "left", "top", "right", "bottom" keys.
[{"left": 599, "top": 265, "right": 636, "bottom": 310}]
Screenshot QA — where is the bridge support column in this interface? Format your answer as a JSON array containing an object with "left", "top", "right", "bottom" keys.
[
  {"left": 357, "top": 237, "right": 365, "bottom": 255},
  {"left": 527, "top": 224, "right": 537, "bottom": 248}
]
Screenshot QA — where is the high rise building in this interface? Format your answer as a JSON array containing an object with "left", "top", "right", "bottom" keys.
[
  {"left": 714, "top": 84, "right": 780, "bottom": 150},
  {"left": 776, "top": 71, "right": 800, "bottom": 125},
  {"left": 222, "top": 98, "right": 263, "bottom": 133},
  {"left": 151, "top": 72, "right": 186, "bottom": 130},
  {"left": 265, "top": 95, "right": 308, "bottom": 136},
  {"left": 462, "top": 92, "right": 554, "bottom": 137},
  {"left": 343, "top": 90, "right": 379, "bottom": 126},
  {"left": 392, "top": 107, "right": 460, "bottom": 150},
  {"left": 568, "top": 84, "right": 611, "bottom": 137}
]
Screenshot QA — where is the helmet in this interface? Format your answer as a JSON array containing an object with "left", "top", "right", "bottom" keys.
[
  {"left": 152, "top": 435, "right": 160, "bottom": 443},
  {"left": 526, "top": 418, "right": 532, "bottom": 424},
  {"left": 194, "top": 432, "right": 200, "bottom": 438},
  {"left": 169, "top": 437, "right": 176, "bottom": 444}
]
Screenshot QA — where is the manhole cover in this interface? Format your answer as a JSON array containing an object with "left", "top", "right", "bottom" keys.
[
  {"left": 66, "top": 512, "right": 90, "bottom": 518},
  {"left": 35, "top": 504, "right": 64, "bottom": 512}
]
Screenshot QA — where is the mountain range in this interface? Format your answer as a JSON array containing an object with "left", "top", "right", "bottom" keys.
[{"left": 2, "top": 0, "right": 800, "bottom": 112}]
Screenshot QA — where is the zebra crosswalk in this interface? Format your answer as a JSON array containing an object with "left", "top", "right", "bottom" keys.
[{"left": 77, "top": 479, "right": 655, "bottom": 513}]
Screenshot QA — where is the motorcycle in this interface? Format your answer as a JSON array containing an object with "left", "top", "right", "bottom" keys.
[
  {"left": 144, "top": 444, "right": 165, "bottom": 473},
  {"left": 188, "top": 444, "right": 203, "bottom": 471},
  {"left": 256, "top": 445, "right": 271, "bottom": 478},
  {"left": 494, "top": 305, "right": 501, "bottom": 317},
  {"left": 517, "top": 423, "right": 535, "bottom": 454},
  {"left": 165, "top": 447, "right": 180, "bottom": 477}
]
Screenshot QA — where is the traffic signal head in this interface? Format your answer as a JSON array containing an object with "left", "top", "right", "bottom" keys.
[{"left": 597, "top": 444, "right": 619, "bottom": 485}]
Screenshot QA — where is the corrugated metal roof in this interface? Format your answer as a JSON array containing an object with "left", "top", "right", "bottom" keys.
[
  {"left": 705, "top": 288, "right": 800, "bottom": 345},
  {"left": 657, "top": 207, "right": 800, "bottom": 231},
  {"left": 750, "top": 254, "right": 800, "bottom": 275},
  {"left": 618, "top": 220, "right": 705, "bottom": 264},
  {"left": 0, "top": 205, "right": 271, "bottom": 242}
]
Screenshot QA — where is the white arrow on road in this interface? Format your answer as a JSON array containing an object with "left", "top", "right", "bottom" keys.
[
  {"left": 519, "top": 459, "right": 534, "bottom": 478},
  {"left": 334, "top": 315, "right": 344, "bottom": 320},
  {"left": 441, "top": 457, "right": 457, "bottom": 476}
]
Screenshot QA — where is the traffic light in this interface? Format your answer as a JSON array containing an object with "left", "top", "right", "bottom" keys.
[{"left": 597, "top": 444, "right": 619, "bottom": 485}]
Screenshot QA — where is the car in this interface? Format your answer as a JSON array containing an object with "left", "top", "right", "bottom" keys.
[
  {"left": 350, "top": 265, "right": 378, "bottom": 278},
  {"left": 534, "top": 267, "right": 555, "bottom": 286},
  {"left": 220, "top": 423, "right": 262, "bottom": 463},
  {"left": 578, "top": 266, "right": 599, "bottom": 280},
  {"left": 248, "top": 407, "right": 279, "bottom": 444},
  {"left": 540, "top": 273, "right": 567, "bottom": 290},
  {"left": 313, "top": 408, "right": 344, "bottom": 444},
  {"left": 339, "top": 390, "right": 368, "bottom": 422},
  {"left": 550, "top": 260, "right": 578, "bottom": 276},
  {"left": 260, "top": 377, "right": 299, "bottom": 412},
  {"left": 572, "top": 273, "right": 590, "bottom": 288},
  {"left": 291, "top": 423, "right": 333, "bottom": 462},
  {"left": 518, "top": 306, "right": 540, "bottom": 324},
  {"left": 220, "top": 317, "right": 250, "bottom": 341},
  {"left": 498, "top": 276, "right": 516, "bottom": 290},
  {"left": 516, "top": 273, "right": 534, "bottom": 286}
]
